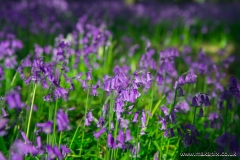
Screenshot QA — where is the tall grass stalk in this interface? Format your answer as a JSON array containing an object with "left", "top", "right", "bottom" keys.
[{"left": 26, "top": 83, "right": 37, "bottom": 138}]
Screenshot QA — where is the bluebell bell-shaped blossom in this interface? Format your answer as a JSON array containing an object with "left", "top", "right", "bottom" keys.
[
  {"left": 1, "top": 108, "right": 8, "bottom": 117},
  {"left": 10, "top": 140, "right": 38, "bottom": 158},
  {"left": 159, "top": 117, "right": 166, "bottom": 130},
  {"left": 117, "top": 129, "right": 125, "bottom": 148},
  {"left": 6, "top": 90, "right": 25, "bottom": 109},
  {"left": 0, "top": 151, "right": 6, "bottom": 160},
  {"left": 125, "top": 129, "right": 132, "bottom": 142},
  {"left": 36, "top": 121, "right": 53, "bottom": 134},
  {"left": 94, "top": 127, "right": 106, "bottom": 139},
  {"left": 0, "top": 117, "right": 8, "bottom": 136},
  {"left": 185, "top": 71, "right": 197, "bottom": 84},
  {"left": 120, "top": 118, "right": 129, "bottom": 129},
  {"left": 54, "top": 87, "right": 68, "bottom": 99},
  {"left": 60, "top": 145, "right": 70, "bottom": 158},
  {"left": 228, "top": 76, "right": 239, "bottom": 95},
  {"left": 160, "top": 106, "right": 169, "bottom": 116},
  {"left": 178, "top": 76, "right": 185, "bottom": 86},
  {"left": 96, "top": 117, "right": 105, "bottom": 128},
  {"left": 134, "top": 73, "right": 141, "bottom": 84},
  {"left": 130, "top": 142, "right": 140, "bottom": 158},
  {"left": 216, "top": 132, "right": 240, "bottom": 155},
  {"left": 156, "top": 74, "right": 163, "bottom": 85},
  {"left": 36, "top": 136, "right": 42, "bottom": 149},
  {"left": 46, "top": 145, "right": 63, "bottom": 160},
  {"left": 132, "top": 111, "right": 139, "bottom": 123},
  {"left": 191, "top": 96, "right": 200, "bottom": 107},
  {"left": 107, "top": 132, "right": 116, "bottom": 149},
  {"left": 146, "top": 72, "right": 151, "bottom": 82},
  {"left": 56, "top": 109, "right": 71, "bottom": 131}
]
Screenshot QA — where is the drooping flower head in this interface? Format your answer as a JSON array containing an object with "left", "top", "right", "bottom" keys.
[{"left": 56, "top": 109, "right": 71, "bottom": 131}]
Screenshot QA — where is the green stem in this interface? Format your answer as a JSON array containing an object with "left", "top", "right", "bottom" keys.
[
  {"left": 10, "top": 71, "right": 17, "bottom": 86},
  {"left": 165, "top": 139, "right": 170, "bottom": 159},
  {"left": 58, "top": 131, "right": 62, "bottom": 147},
  {"left": 26, "top": 83, "right": 37, "bottom": 138},
  {"left": 69, "top": 119, "right": 82, "bottom": 149},
  {"left": 0, "top": 137, "right": 7, "bottom": 154},
  {"left": 79, "top": 86, "right": 90, "bottom": 157},
  {"left": 52, "top": 99, "right": 59, "bottom": 146},
  {"left": 95, "top": 140, "right": 99, "bottom": 160},
  {"left": 169, "top": 86, "right": 178, "bottom": 115},
  {"left": 136, "top": 126, "right": 140, "bottom": 158}
]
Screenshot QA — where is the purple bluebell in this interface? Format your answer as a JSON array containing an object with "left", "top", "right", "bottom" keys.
[
  {"left": 56, "top": 109, "right": 71, "bottom": 131},
  {"left": 146, "top": 72, "right": 151, "bottom": 82},
  {"left": 36, "top": 136, "right": 42, "bottom": 149},
  {"left": 156, "top": 74, "right": 163, "bottom": 85},
  {"left": 153, "top": 151, "right": 159, "bottom": 160},
  {"left": 178, "top": 76, "right": 185, "bottom": 86},
  {"left": 10, "top": 140, "right": 38, "bottom": 157},
  {"left": 160, "top": 106, "right": 169, "bottom": 116},
  {"left": 46, "top": 145, "right": 57, "bottom": 160},
  {"left": 104, "top": 79, "right": 111, "bottom": 92},
  {"left": 134, "top": 73, "right": 141, "bottom": 84},
  {"left": 54, "top": 87, "right": 68, "bottom": 99},
  {"left": 228, "top": 76, "right": 239, "bottom": 95},
  {"left": 164, "top": 130, "right": 169, "bottom": 137},
  {"left": 36, "top": 121, "right": 53, "bottom": 134},
  {"left": 0, "top": 117, "right": 8, "bottom": 136},
  {"left": 120, "top": 118, "right": 129, "bottom": 129},
  {"left": 1, "top": 108, "right": 8, "bottom": 117},
  {"left": 85, "top": 111, "right": 94, "bottom": 126},
  {"left": 6, "top": 91, "right": 25, "bottom": 109},
  {"left": 159, "top": 117, "right": 166, "bottom": 130},
  {"left": 132, "top": 111, "right": 139, "bottom": 123},
  {"left": 43, "top": 94, "right": 52, "bottom": 102},
  {"left": 94, "top": 127, "right": 106, "bottom": 139},
  {"left": 185, "top": 71, "right": 197, "bottom": 84},
  {"left": 125, "top": 129, "right": 132, "bottom": 142},
  {"left": 0, "top": 151, "right": 6, "bottom": 160},
  {"left": 191, "top": 96, "right": 200, "bottom": 107},
  {"left": 96, "top": 117, "right": 105, "bottom": 128},
  {"left": 117, "top": 129, "right": 125, "bottom": 148},
  {"left": 20, "top": 131, "right": 30, "bottom": 144},
  {"left": 216, "top": 132, "right": 240, "bottom": 155},
  {"left": 60, "top": 145, "right": 70, "bottom": 158},
  {"left": 107, "top": 132, "right": 116, "bottom": 149},
  {"left": 86, "top": 71, "right": 92, "bottom": 81}
]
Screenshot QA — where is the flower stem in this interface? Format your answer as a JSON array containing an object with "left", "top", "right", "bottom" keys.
[
  {"left": 69, "top": 119, "right": 82, "bottom": 149},
  {"left": 58, "top": 131, "right": 62, "bottom": 147},
  {"left": 26, "top": 83, "right": 37, "bottom": 138},
  {"left": 52, "top": 99, "right": 59, "bottom": 145},
  {"left": 10, "top": 71, "right": 17, "bottom": 86},
  {"left": 79, "top": 86, "right": 90, "bottom": 157},
  {"left": 0, "top": 137, "right": 7, "bottom": 154}
]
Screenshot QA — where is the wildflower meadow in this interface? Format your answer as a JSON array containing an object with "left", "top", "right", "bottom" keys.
[{"left": 0, "top": 0, "right": 240, "bottom": 159}]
